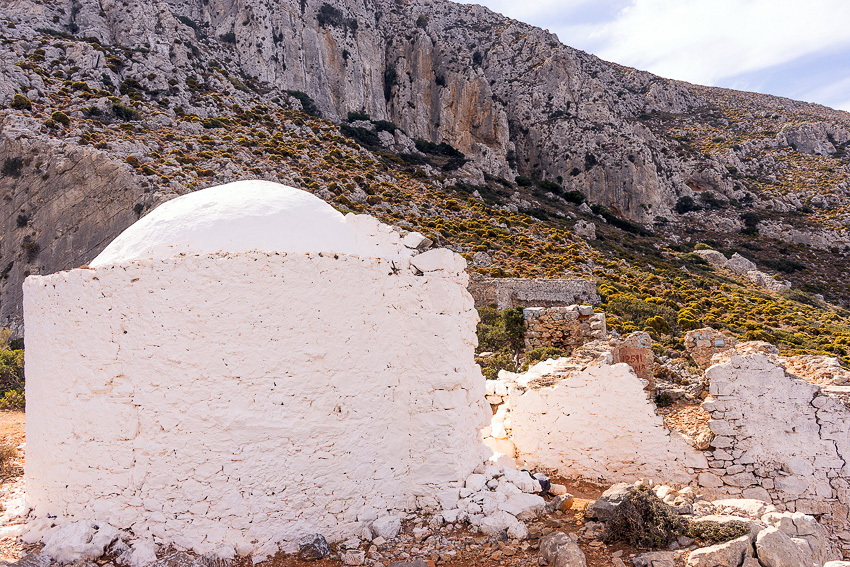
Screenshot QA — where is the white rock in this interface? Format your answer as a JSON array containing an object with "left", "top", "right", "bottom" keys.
[
  {"left": 686, "top": 535, "right": 751, "bottom": 567},
  {"left": 466, "top": 474, "right": 487, "bottom": 492},
  {"left": 370, "top": 516, "right": 402, "bottom": 540},
  {"left": 410, "top": 248, "right": 465, "bottom": 273},
  {"left": 550, "top": 483, "right": 568, "bottom": 496},
  {"left": 713, "top": 498, "right": 776, "bottom": 518},
  {"left": 42, "top": 521, "right": 121, "bottom": 564},
  {"left": 342, "top": 550, "right": 366, "bottom": 565},
  {"left": 498, "top": 493, "right": 546, "bottom": 520}
]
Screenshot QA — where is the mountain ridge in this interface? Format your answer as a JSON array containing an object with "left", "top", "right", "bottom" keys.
[{"left": 0, "top": 0, "right": 848, "bottom": 365}]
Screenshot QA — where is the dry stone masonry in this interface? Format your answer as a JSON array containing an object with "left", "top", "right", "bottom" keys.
[
  {"left": 21, "top": 181, "right": 490, "bottom": 559},
  {"left": 701, "top": 352, "right": 850, "bottom": 554},
  {"left": 522, "top": 305, "right": 606, "bottom": 352},
  {"left": 467, "top": 274, "right": 599, "bottom": 309}
]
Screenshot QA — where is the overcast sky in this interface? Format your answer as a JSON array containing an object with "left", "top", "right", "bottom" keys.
[{"left": 455, "top": 0, "right": 850, "bottom": 112}]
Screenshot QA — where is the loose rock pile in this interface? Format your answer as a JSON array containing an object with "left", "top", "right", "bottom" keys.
[{"left": 588, "top": 479, "right": 842, "bottom": 567}]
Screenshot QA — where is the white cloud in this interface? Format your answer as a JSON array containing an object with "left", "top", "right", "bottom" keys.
[
  {"left": 455, "top": 0, "right": 591, "bottom": 24},
  {"left": 577, "top": 0, "right": 850, "bottom": 85},
  {"left": 800, "top": 76, "right": 850, "bottom": 112},
  {"left": 454, "top": 0, "right": 850, "bottom": 110}
]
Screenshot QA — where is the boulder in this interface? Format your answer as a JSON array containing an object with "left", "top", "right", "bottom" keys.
[
  {"left": 724, "top": 253, "right": 757, "bottom": 275},
  {"left": 371, "top": 516, "right": 402, "bottom": 540},
  {"left": 574, "top": 220, "right": 596, "bottom": 240},
  {"left": 632, "top": 551, "right": 676, "bottom": 567},
  {"left": 498, "top": 492, "right": 546, "bottom": 520},
  {"left": 686, "top": 535, "right": 752, "bottom": 567},
  {"left": 686, "top": 328, "right": 737, "bottom": 369},
  {"left": 694, "top": 249, "right": 727, "bottom": 267},
  {"left": 8, "top": 554, "right": 51, "bottom": 567},
  {"left": 388, "top": 561, "right": 430, "bottom": 567},
  {"left": 298, "top": 534, "right": 331, "bottom": 560},
  {"left": 342, "top": 550, "right": 366, "bottom": 566},
  {"left": 755, "top": 527, "right": 813, "bottom": 567},
  {"left": 538, "top": 531, "right": 586, "bottom": 567},
  {"left": 762, "top": 511, "right": 841, "bottom": 566},
  {"left": 586, "top": 483, "right": 633, "bottom": 521},
  {"left": 746, "top": 270, "right": 789, "bottom": 292},
  {"left": 41, "top": 521, "right": 121, "bottom": 564},
  {"left": 712, "top": 499, "right": 776, "bottom": 518},
  {"left": 477, "top": 510, "right": 524, "bottom": 538}
]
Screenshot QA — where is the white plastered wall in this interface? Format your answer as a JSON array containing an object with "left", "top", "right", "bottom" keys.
[
  {"left": 509, "top": 363, "right": 707, "bottom": 483},
  {"left": 23, "top": 251, "right": 489, "bottom": 555}
]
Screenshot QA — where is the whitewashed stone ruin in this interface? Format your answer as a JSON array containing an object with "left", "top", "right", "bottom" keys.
[{"left": 22, "top": 181, "right": 490, "bottom": 557}]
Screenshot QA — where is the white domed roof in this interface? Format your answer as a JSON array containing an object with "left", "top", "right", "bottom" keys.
[{"left": 91, "top": 180, "right": 407, "bottom": 266}]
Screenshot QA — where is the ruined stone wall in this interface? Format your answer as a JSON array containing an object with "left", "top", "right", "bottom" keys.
[
  {"left": 483, "top": 359, "right": 708, "bottom": 484},
  {"left": 467, "top": 273, "right": 599, "bottom": 310},
  {"left": 702, "top": 353, "right": 850, "bottom": 552},
  {"left": 522, "top": 306, "right": 606, "bottom": 352},
  {"left": 23, "top": 251, "right": 490, "bottom": 557}
]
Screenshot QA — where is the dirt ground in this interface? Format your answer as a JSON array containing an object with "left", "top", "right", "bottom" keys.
[{"left": 0, "top": 411, "right": 653, "bottom": 567}]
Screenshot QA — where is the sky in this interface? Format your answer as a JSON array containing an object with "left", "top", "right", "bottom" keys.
[{"left": 454, "top": 0, "right": 850, "bottom": 112}]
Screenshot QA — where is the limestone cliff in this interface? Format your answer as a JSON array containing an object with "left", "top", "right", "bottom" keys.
[{"left": 0, "top": 0, "right": 849, "bottom": 330}]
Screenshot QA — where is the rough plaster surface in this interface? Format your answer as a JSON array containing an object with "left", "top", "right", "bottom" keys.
[
  {"left": 91, "top": 180, "right": 414, "bottom": 266},
  {"left": 508, "top": 363, "right": 707, "bottom": 483},
  {"left": 23, "top": 251, "right": 489, "bottom": 556}
]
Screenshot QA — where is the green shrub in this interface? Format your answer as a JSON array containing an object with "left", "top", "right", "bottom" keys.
[
  {"left": 686, "top": 521, "right": 750, "bottom": 545},
  {"left": 476, "top": 306, "right": 526, "bottom": 355},
  {"left": 0, "top": 443, "right": 18, "bottom": 474},
  {"left": 590, "top": 204, "right": 650, "bottom": 235},
  {"left": 479, "top": 350, "right": 517, "bottom": 380},
  {"left": 2, "top": 157, "right": 24, "bottom": 178},
  {"left": 645, "top": 315, "right": 670, "bottom": 335},
  {"left": 603, "top": 486, "right": 687, "bottom": 548},
  {"left": 522, "top": 346, "right": 566, "bottom": 371},
  {"left": 515, "top": 175, "right": 533, "bottom": 187},
  {"left": 286, "top": 90, "right": 321, "bottom": 117},
  {"left": 780, "top": 288, "right": 820, "bottom": 307},
  {"left": 563, "top": 190, "right": 586, "bottom": 205},
  {"left": 675, "top": 195, "right": 700, "bottom": 214},
  {"left": 346, "top": 110, "right": 369, "bottom": 122},
  {"left": 112, "top": 102, "right": 139, "bottom": 121},
  {"left": 682, "top": 252, "right": 709, "bottom": 266},
  {"left": 0, "top": 389, "right": 23, "bottom": 411},
  {"left": 607, "top": 295, "right": 676, "bottom": 332},
  {"left": 654, "top": 392, "right": 674, "bottom": 407},
  {"left": 10, "top": 94, "right": 32, "bottom": 110},
  {"left": 0, "top": 346, "right": 24, "bottom": 405},
  {"left": 51, "top": 110, "right": 70, "bottom": 126}
]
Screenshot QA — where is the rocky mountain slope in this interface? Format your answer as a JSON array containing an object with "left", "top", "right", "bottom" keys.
[{"left": 0, "top": 0, "right": 849, "bottom": 364}]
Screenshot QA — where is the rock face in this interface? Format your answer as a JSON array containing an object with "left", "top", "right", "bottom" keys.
[
  {"left": 0, "top": 0, "right": 849, "bottom": 329},
  {"left": 0, "top": 114, "right": 148, "bottom": 332}
]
